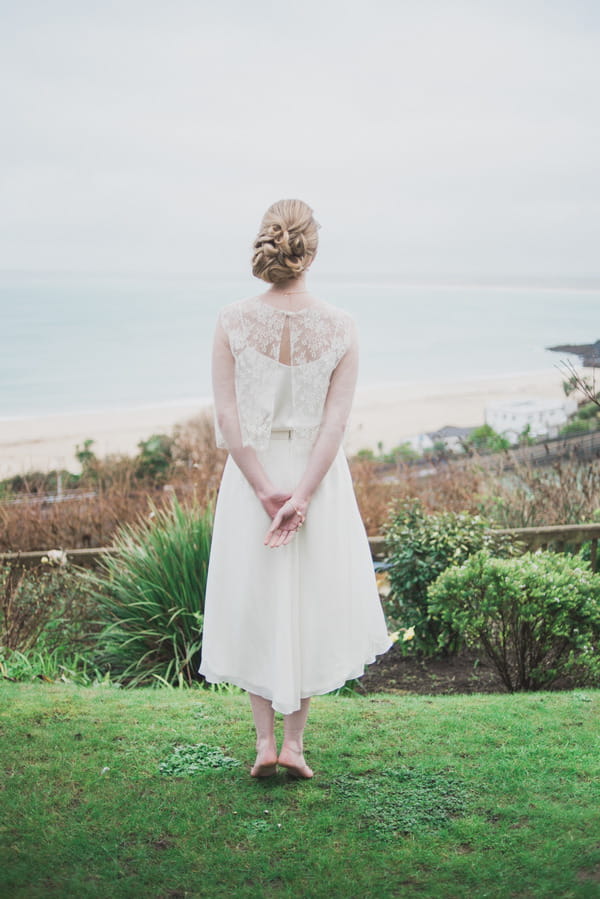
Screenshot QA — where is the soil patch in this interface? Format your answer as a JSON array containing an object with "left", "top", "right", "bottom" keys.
[
  {"left": 360, "top": 646, "right": 583, "bottom": 696},
  {"left": 361, "top": 646, "right": 506, "bottom": 696}
]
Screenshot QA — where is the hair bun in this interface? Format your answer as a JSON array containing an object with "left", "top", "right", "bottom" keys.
[{"left": 252, "top": 199, "right": 319, "bottom": 285}]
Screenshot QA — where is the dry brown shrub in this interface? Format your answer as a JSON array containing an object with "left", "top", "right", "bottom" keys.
[
  {"left": 350, "top": 459, "right": 410, "bottom": 535},
  {"left": 349, "top": 456, "right": 489, "bottom": 534},
  {"left": 413, "top": 458, "right": 488, "bottom": 515},
  {"left": 0, "top": 413, "right": 226, "bottom": 553},
  {"left": 1, "top": 561, "right": 101, "bottom": 652},
  {"left": 170, "top": 411, "right": 226, "bottom": 507},
  {"left": 0, "top": 483, "right": 162, "bottom": 552},
  {"left": 5, "top": 410, "right": 599, "bottom": 552},
  {"left": 78, "top": 453, "right": 139, "bottom": 491},
  {"left": 350, "top": 448, "right": 600, "bottom": 535},
  {"left": 476, "top": 454, "right": 600, "bottom": 528}
]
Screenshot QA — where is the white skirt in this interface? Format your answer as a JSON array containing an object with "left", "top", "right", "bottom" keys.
[{"left": 198, "top": 437, "right": 392, "bottom": 714}]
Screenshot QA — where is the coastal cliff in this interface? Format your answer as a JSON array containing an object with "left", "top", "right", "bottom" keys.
[{"left": 548, "top": 339, "right": 600, "bottom": 367}]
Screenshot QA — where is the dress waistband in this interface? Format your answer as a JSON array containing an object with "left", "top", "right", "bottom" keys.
[
  {"left": 269, "top": 429, "right": 316, "bottom": 446},
  {"left": 270, "top": 429, "right": 298, "bottom": 440}
]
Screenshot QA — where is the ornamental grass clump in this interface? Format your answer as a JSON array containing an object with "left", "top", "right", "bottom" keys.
[
  {"left": 383, "top": 498, "right": 518, "bottom": 655},
  {"left": 427, "top": 549, "right": 600, "bottom": 691},
  {"left": 88, "top": 496, "right": 212, "bottom": 687}
]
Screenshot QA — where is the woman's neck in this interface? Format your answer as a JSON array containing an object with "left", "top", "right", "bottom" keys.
[
  {"left": 268, "top": 274, "right": 308, "bottom": 295},
  {"left": 262, "top": 275, "right": 315, "bottom": 311}
]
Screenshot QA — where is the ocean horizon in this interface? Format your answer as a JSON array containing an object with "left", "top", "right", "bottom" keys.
[{"left": 1, "top": 271, "right": 598, "bottom": 421}]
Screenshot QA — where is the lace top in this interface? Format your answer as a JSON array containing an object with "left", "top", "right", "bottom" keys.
[{"left": 214, "top": 296, "right": 356, "bottom": 450}]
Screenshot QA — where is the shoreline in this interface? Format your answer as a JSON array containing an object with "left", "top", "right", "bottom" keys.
[{"left": 0, "top": 366, "right": 578, "bottom": 477}]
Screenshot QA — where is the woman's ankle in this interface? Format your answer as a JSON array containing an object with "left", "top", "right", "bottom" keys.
[
  {"left": 277, "top": 745, "right": 313, "bottom": 778},
  {"left": 280, "top": 739, "right": 303, "bottom": 756},
  {"left": 255, "top": 735, "right": 277, "bottom": 755}
]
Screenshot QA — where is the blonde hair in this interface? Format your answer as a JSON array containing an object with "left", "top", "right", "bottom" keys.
[{"left": 252, "top": 199, "right": 319, "bottom": 284}]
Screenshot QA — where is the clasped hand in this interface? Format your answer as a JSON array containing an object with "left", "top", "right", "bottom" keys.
[{"left": 261, "top": 492, "right": 306, "bottom": 548}]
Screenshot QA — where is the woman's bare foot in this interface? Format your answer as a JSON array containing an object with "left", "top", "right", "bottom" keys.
[
  {"left": 250, "top": 740, "right": 278, "bottom": 777},
  {"left": 277, "top": 746, "right": 314, "bottom": 779},
  {"left": 250, "top": 757, "right": 278, "bottom": 777}
]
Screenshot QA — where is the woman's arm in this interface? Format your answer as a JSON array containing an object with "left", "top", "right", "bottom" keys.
[
  {"left": 212, "top": 320, "right": 290, "bottom": 519},
  {"left": 264, "top": 320, "right": 359, "bottom": 547}
]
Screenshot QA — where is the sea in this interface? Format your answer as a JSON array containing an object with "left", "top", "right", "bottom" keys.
[{"left": 1, "top": 271, "right": 598, "bottom": 420}]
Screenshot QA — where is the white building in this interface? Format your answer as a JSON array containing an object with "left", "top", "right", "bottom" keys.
[
  {"left": 405, "top": 425, "right": 474, "bottom": 454},
  {"left": 485, "top": 396, "right": 577, "bottom": 443}
]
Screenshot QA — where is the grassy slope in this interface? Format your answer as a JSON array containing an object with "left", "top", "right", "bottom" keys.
[{"left": 1, "top": 684, "right": 599, "bottom": 899}]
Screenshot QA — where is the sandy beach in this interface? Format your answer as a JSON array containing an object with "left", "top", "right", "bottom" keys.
[
  {"left": 344, "top": 366, "right": 574, "bottom": 455},
  {"left": 0, "top": 366, "right": 576, "bottom": 478}
]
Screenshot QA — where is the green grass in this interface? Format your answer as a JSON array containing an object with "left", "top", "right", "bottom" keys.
[{"left": 1, "top": 684, "right": 599, "bottom": 898}]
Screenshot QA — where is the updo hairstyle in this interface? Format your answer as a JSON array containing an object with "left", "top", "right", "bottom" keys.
[{"left": 252, "top": 199, "right": 319, "bottom": 284}]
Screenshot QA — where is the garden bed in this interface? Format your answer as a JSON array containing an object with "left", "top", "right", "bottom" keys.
[
  {"left": 359, "top": 646, "right": 579, "bottom": 696},
  {"left": 360, "top": 647, "right": 503, "bottom": 696}
]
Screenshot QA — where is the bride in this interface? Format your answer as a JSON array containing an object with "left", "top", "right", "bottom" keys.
[{"left": 199, "top": 199, "right": 391, "bottom": 778}]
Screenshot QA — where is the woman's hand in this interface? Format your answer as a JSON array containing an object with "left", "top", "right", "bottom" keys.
[
  {"left": 259, "top": 490, "right": 292, "bottom": 521},
  {"left": 264, "top": 499, "right": 307, "bottom": 548}
]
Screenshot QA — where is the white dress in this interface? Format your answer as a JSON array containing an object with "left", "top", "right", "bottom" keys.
[{"left": 198, "top": 297, "right": 391, "bottom": 714}]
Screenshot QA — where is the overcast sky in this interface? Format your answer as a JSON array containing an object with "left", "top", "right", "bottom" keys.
[{"left": 1, "top": 0, "right": 599, "bottom": 281}]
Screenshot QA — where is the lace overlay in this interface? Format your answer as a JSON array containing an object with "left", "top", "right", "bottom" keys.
[{"left": 215, "top": 296, "right": 354, "bottom": 450}]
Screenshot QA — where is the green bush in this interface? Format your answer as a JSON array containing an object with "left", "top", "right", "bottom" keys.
[
  {"left": 427, "top": 549, "right": 600, "bottom": 691},
  {"left": 87, "top": 496, "right": 212, "bottom": 687},
  {"left": 464, "top": 424, "right": 511, "bottom": 453},
  {"left": 0, "top": 469, "right": 80, "bottom": 495},
  {"left": 383, "top": 499, "right": 518, "bottom": 655},
  {"left": 354, "top": 448, "right": 376, "bottom": 461},
  {"left": 576, "top": 401, "right": 600, "bottom": 420},
  {"left": 559, "top": 418, "right": 599, "bottom": 437},
  {"left": 382, "top": 443, "right": 420, "bottom": 464},
  {"left": 135, "top": 433, "right": 174, "bottom": 482},
  {"left": 75, "top": 438, "right": 97, "bottom": 474}
]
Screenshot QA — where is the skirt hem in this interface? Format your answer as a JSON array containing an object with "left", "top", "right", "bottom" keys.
[{"left": 199, "top": 638, "right": 393, "bottom": 715}]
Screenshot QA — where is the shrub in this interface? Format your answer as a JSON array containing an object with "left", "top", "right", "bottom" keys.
[
  {"left": 477, "top": 455, "right": 600, "bottom": 529},
  {"left": 349, "top": 458, "right": 410, "bottom": 536},
  {"left": 575, "top": 401, "right": 600, "bottom": 420},
  {"left": 559, "top": 419, "right": 599, "bottom": 437},
  {"left": 354, "top": 448, "right": 376, "bottom": 461},
  {"left": 0, "top": 469, "right": 80, "bottom": 496},
  {"left": 0, "top": 412, "right": 225, "bottom": 554},
  {"left": 464, "top": 424, "right": 511, "bottom": 453},
  {"left": 87, "top": 496, "right": 212, "bottom": 687},
  {"left": 381, "top": 443, "right": 420, "bottom": 464},
  {"left": 75, "top": 438, "right": 97, "bottom": 474},
  {"left": 135, "top": 434, "right": 174, "bottom": 482},
  {"left": 383, "top": 499, "right": 518, "bottom": 655},
  {"left": 170, "top": 411, "right": 226, "bottom": 499},
  {"left": 427, "top": 549, "right": 600, "bottom": 691},
  {"left": 1, "top": 560, "right": 103, "bottom": 654}
]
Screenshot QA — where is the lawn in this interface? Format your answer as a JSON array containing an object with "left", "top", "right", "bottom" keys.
[{"left": 1, "top": 683, "right": 599, "bottom": 898}]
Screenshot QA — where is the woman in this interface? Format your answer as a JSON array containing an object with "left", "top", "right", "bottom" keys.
[{"left": 199, "top": 199, "right": 391, "bottom": 778}]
